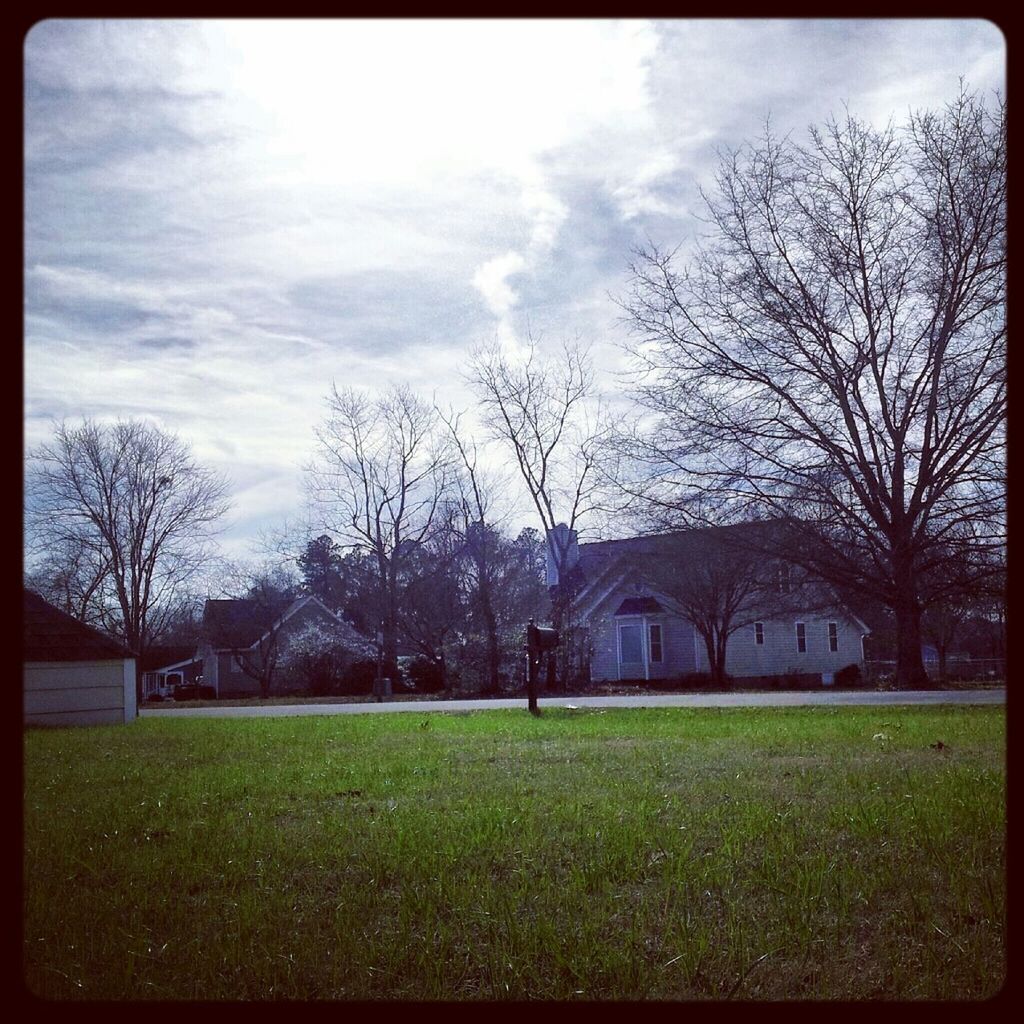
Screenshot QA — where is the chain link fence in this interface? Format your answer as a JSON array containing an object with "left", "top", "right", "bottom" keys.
[{"left": 864, "top": 657, "right": 1005, "bottom": 688}]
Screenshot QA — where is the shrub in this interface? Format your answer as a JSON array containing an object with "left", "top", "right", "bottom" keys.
[
  {"left": 406, "top": 656, "right": 445, "bottom": 693},
  {"left": 834, "top": 663, "right": 863, "bottom": 688},
  {"left": 339, "top": 659, "right": 378, "bottom": 696},
  {"left": 675, "top": 672, "right": 713, "bottom": 691}
]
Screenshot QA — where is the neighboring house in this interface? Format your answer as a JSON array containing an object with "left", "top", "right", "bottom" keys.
[
  {"left": 141, "top": 646, "right": 203, "bottom": 698},
  {"left": 197, "top": 594, "right": 373, "bottom": 698},
  {"left": 23, "top": 588, "right": 137, "bottom": 726},
  {"left": 551, "top": 524, "right": 871, "bottom": 684}
]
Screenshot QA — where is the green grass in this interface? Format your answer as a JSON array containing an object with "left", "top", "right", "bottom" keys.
[{"left": 24, "top": 706, "right": 1005, "bottom": 1000}]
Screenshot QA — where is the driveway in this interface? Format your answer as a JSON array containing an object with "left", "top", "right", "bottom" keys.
[{"left": 140, "top": 688, "right": 1005, "bottom": 719}]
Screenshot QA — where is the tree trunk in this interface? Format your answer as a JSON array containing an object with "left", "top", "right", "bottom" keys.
[
  {"left": 893, "top": 598, "right": 930, "bottom": 689},
  {"left": 714, "top": 629, "right": 729, "bottom": 690},
  {"left": 480, "top": 590, "right": 501, "bottom": 694},
  {"left": 700, "top": 631, "right": 723, "bottom": 689}
]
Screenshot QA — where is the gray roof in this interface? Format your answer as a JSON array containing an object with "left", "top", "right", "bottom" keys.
[{"left": 23, "top": 589, "right": 134, "bottom": 662}]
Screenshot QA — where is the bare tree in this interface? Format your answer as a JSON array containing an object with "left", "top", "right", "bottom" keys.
[
  {"left": 466, "top": 336, "right": 607, "bottom": 688},
  {"left": 25, "top": 418, "right": 231, "bottom": 702},
  {"left": 395, "top": 511, "right": 465, "bottom": 687},
  {"left": 436, "top": 408, "right": 517, "bottom": 693},
  {"left": 306, "top": 384, "right": 452, "bottom": 689},
  {"left": 622, "top": 89, "right": 1005, "bottom": 689},
  {"left": 212, "top": 561, "right": 300, "bottom": 699},
  {"left": 637, "top": 531, "right": 773, "bottom": 689},
  {"left": 24, "top": 533, "right": 112, "bottom": 629}
]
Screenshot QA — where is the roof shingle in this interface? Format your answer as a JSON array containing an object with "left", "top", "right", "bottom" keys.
[{"left": 23, "top": 589, "right": 134, "bottom": 662}]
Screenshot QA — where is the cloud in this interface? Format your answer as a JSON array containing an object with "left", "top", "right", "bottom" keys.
[
  {"left": 472, "top": 252, "right": 527, "bottom": 318},
  {"left": 24, "top": 18, "right": 1006, "bottom": 554}
]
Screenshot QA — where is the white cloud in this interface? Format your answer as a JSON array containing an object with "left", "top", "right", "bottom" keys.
[
  {"left": 24, "top": 18, "right": 1005, "bottom": 554},
  {"left": 472, "top": 251, "right": 527, "bottom": 318}
]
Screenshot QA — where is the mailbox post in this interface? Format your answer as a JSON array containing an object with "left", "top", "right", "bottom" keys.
[{"left": 525, "top": 619, "right": 559, "bottom": 715}]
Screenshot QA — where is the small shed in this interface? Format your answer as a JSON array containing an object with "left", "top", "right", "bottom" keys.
[{"left": 23, "top": 589, "right": 137, "bottom": 726}]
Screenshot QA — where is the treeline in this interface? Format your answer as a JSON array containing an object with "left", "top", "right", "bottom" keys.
[{"left": 25, "top": 88, "right": 1006, "bottom": 693}]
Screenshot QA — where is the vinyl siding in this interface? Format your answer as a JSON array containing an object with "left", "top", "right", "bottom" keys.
[
  {"left": 694, "top": 614, "right": 864, "bottom": 677},
  {"left": 587, "top": 601, "right": 698, "bottom": 682},
  {"left": 583, "top": 583, "right": 863, "bottom": 682},
  {"left": 24, "top": 659, "right": 136, "bottom": 726}
]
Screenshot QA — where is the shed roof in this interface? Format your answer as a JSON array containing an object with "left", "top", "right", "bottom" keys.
[{"left": 23, "top": 589, "right": 134, "bottom": 662}]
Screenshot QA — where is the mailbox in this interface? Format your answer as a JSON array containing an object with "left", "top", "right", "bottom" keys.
[{"left": 526, "top": 623, "right": 559, "bottom": 653}]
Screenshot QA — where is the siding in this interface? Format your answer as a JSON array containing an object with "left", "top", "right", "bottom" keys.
[
  {"left": 694, "top": 614, "right": 864, "bottom": 677},
  {"left": 24, "top": 659, "right": 136, "bottom": 726},
  {"left": 583, "top": 583, "right": 864, "bottom": 683},
  {"left": 587, "top": 592, "right": 698, "bottom": 682}
]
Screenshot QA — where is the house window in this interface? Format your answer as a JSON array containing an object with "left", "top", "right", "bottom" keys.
[
  {"left": 828, "top": 622, "right": 838, "bottom": 653},
  {"left": 754, "top": 622, "right": 764, "bottom": 646},
  {"left": 796, "top": 622, "right": 807, "bottom": 653},
  {"left": 619, "top": 624, "right": 642, "bottom": 663},
  {"left": 649, "top": 623, "right": 663, "bottom": 663}
]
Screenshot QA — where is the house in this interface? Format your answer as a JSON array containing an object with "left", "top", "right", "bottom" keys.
[
  {"left": 141, "top": 646, "right": 203, "bottom": 699},
  {"left": 551, "top": 524, "right": 870, "bottom": 684},
  {"left": 197, "top": 593, "right": 374, "bottom": 698},
  {"left": 23, "top": 589, "right": 137, "bottom": 726}
]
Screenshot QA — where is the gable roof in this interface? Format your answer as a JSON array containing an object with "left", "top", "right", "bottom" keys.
[
  {"left": 202, "top": 598, "right": 275, "bottom": 649},
  {"left": 140, "top": 645, "right": 199, "bottom": 672},
  {"left": 202, "top": 594, "right": 374, "bottom": 654},
  {"left": 577, "top": 520, "right": 781, "bottom": 577},
  {"left": 572, "top": 522, "right": 872, "bottom": 634},
  {"left": 23, "top": 589, "right": 134, "bottom": 662}
]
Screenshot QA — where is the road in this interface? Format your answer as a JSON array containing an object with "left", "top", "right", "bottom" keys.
[{"left": 141, "top": 688, "right": 1005, "bottom": 719}]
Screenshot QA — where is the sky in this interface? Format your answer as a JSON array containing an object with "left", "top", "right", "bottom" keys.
[{"left": 23, "top": 18, "right": 1006, "bottom": 559}]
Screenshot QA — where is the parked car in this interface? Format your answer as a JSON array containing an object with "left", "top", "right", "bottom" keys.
[{"left": 173, "top": 683, "right": 216, "bottom": 701}]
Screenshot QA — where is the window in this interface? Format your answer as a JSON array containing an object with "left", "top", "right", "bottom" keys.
[
  {"left": 649, "top": 623, "right": 663, "bottom": 663},
  {"left": 754, "top": 622, "right": 765, "bottom": 646},
  {"left": 828, "top": 622, "right": 838, "bottom": 653},
  {"left": 796, "top": 622, "right": 807, "bottom": 653},
  {"left": 619, "top": 624, "right": 642, "bottom": 663}
]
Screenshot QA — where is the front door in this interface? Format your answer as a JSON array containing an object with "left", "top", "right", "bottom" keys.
[{"left": 617, "top": 621, "right": 645, "bottom": 680}]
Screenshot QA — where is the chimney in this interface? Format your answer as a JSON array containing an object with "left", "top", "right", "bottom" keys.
[{"left": 545, "top": 523, "right": 579, "bottom": 587}]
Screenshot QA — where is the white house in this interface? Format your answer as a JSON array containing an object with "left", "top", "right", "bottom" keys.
[
  {"left": 23, "top": 589, "right": 137, "bottom": 726},
  {"left": 552, "top": 524, "right": 870, "bottom": 685}
]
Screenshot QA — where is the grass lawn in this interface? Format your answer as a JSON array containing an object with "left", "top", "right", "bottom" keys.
[{"left": 24, "top": 705, "right": 1004, "bottom": 1000}]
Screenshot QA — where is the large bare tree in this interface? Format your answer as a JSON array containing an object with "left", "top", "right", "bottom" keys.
[
  {"left": 637, "top": 530, "right": 775, "bottom": 689},
  {"left": 436, "top": 407, "right": 516, "bottom": 694},
  {"left": 307, "top": 384, "right": 452, "bottom": 687},
  {"left": 25, "top": 418, "right": 231, "bottom": 701},
  {"left": 622, "top": 89, "right": 1005, "bottom": 688},
  {"left": 466, "top": 337, "right": 607, "bottom": 688}
]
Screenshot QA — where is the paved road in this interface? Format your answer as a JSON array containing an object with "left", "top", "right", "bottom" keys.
[{"left": 141, "top": 688, "right": 1005, "bottom": 719}]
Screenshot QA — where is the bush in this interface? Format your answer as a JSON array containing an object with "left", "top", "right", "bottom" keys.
[
  {"left": 406, "top": 656, "right": 445, "bottom": 693},
  {"left": 675, "top": 672, "right": 714, "bottom": 690},
  {"left": 338, "top": 659, "right": 378, "bottom": 696},
  {"left": 834, "top": 663, "right": 863, "bottom": 688}
]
